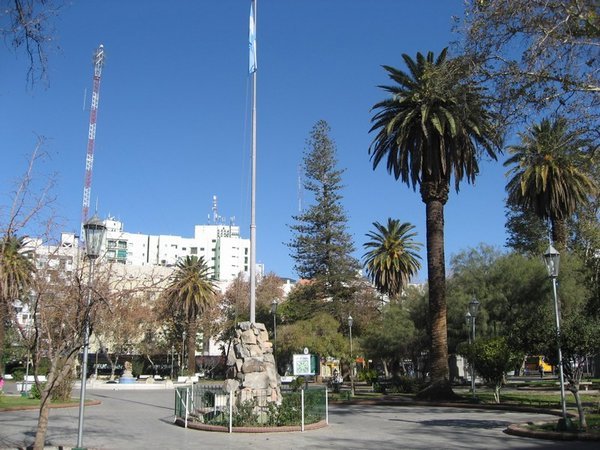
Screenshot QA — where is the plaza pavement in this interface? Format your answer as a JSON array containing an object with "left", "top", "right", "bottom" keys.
[{"left": 1, "top": 383, "right": 598, "bottom": 450}]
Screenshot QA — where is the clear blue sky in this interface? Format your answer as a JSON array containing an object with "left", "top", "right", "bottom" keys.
[{"left": 1, "top": 1, "right": 509, "bottom": 282}]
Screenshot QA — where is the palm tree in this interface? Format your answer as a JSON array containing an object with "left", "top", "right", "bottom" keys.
[
  {"left": 369, "top": 49, "right": 498, "bottom": 395},
  {"left": 363, "top": 219, "right": 422, "bottom": 301},
  {"left": 504, "top": 117, "right": 596, "bottom": 250},
  {"left": 163, "top": 256, "right": 217, "bottom": 375},
  {"left": 0, "top": 234, "right": 35, "bottom": 374}
]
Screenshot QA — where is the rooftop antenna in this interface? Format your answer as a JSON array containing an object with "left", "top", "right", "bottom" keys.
[{"left": 212, "top": 195, "right": 219, "bottom": 224}]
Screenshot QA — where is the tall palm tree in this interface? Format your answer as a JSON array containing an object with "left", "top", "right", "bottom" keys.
[
  {"left": 504, "top": 117, "right": 596, "bottom": 250},
  {"left": 363, "top": 219, "right": 422, "bottom": 301},
  {"left": 0, "top": 234, "right": 35, "bottom": 374},
  {"left": 163, "top": 256, "right": 216, "bottom": 375},
  {"left": 369, "top": 49, "right": 498, "bottom": 395}
]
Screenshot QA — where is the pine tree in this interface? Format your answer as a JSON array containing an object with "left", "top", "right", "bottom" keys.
[{"left": 288, "top": 120, "right": 359, "bottom": 294}]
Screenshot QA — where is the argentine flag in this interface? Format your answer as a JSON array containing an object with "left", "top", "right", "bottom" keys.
[{"left": 249, "top": 0, "right": 257, "bottom": 74}]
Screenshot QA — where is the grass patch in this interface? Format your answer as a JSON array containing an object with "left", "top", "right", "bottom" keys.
[
  {"left": 0, "top": 394, "right": 41, "bottom": 409},
  {"left": 0, "top": 394, "right": 79, "bottom": 410}
]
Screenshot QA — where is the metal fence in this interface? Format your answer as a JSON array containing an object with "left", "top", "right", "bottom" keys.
[{"left": 174, "top": 383, "right": 328, "bottom": 432}]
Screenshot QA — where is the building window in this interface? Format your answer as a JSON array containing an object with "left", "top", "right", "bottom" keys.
[{"left": 190, "top": 247, "right": 197, "bottom": 255}]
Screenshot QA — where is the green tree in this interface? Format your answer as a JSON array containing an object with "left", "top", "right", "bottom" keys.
[
  {"left": 288, "top": 120, "right": 359, "bottom": 293},
  {"left": 505, "top": 203, "right": 548, "bottom": 256},
  {"left": 0, "top": 234, "right": 35, "bottom": 373},
  {"left": 162, "top": 256, "right": 217, "bottom": 374},
  {"left": 505, "top": 117, "right": 596, "bottom": 249},
  {"left": 554, "top": 313, "right": 600, "bottom": 430},
  {"left": 362, "top": 219, "right": 422, "bottom": 301},
  {"left": 459, "top": 337, "right": 523, "bottom": 403},
  {"left": 360, "top": 303, "right": 418, "bottom": 378},
  {"left": 369, "top": 48, "right": 499, "bottom": 396},
  {"left": 276, "top": 312, "right": 348, "bottom": 375}
]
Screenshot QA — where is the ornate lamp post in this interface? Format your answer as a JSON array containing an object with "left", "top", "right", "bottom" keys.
[
  {"left": 543, "top": 244, "right": 569, "bottom": 428},
  {"left": 468, "top": 298, "right": 479, "bottom": 398},
  {"left": 77, "top": 215, "right": 106, "bottom": 449},
  {"left": 348, "top": 314, "right": 354, "bottom": 396}
]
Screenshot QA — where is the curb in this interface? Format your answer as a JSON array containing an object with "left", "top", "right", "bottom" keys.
[
  {"left": 174, "top": 417, "right": 328, "bottom": 433},
  {"left": 506, "top": 421, "right": 600, "bottom": 441}
]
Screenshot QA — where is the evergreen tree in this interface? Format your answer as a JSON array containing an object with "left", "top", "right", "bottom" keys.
[{"left": 288, "top": 120, "right": 359, "bottom": 294}]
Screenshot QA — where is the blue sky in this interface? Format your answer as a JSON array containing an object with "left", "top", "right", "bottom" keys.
[{"left": 1, "top": 1, "right": 509, "bottom": 282}]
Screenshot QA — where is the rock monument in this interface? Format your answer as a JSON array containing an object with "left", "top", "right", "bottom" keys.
[{"left": 224, "top": 321, "right": 281, "bottom": 411}]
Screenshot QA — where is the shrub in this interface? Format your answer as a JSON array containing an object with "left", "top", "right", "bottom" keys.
[
  {"left": 289, "top": 376, "right": 305, "bottom": 392},
  {"left": 29, "top": 382, "right": 45, "bottom": 399},
  {"left": 358, "top": 368, "right": 378, "bottom": 385},
  {"left": 390, "top": 375, "right": 422, "bottom": 393}
]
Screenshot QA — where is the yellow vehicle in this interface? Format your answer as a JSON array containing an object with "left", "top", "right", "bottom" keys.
[{"left": 524, "top": 355, "right": 553, "bottom": 375}]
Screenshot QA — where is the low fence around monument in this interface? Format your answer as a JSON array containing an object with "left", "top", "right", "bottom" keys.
[{"left": 174, "top": 383, "right": 328, "bottom": 432}]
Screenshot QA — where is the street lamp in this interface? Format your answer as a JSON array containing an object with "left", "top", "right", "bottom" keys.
[
  {"left": 271, "top": 299, "right": 278, "bottom": 350},
  {"left": 467, "top": 298, "right": 479, "bottom": 398},
  {"left": 170, "top": 345, "right": 175, "bottom": 380},
  {"left": 77, "top": 214, "right": 106, "bottom": 449},
  {"left": 348, "top": 314, "right": 354, "bottom": 396},
  {"left": 543, "top": 244, "right": 570, "bottom": 429},
  {"left": 182, "top": 331, "right": 187, "bottom": 376}
]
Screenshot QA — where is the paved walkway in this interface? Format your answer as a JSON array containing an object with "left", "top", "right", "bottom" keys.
[{"left": 1, "top": 388, "right": 597, "bottom": 449}]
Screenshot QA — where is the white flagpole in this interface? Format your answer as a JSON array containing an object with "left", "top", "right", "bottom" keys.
[{"left": 249, "top": 0, "right": 257, "bottom": 324}]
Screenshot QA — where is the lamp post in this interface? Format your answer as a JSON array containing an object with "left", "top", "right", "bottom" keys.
[
  {"left": 170, "top": 345, "right": 175, "bottom": 380},
  {"left": 348, "top": 314, "right": 354, "bottom": 396},
  {"left": 465, "top": 311, "right": 472, "bottom": 389},
  {"left": 77, "top": 215, "right": 106, "bottom": 449},
  {"left": 181, "top": 331, "right": 187, "bottom": 376},
  {"left": 468, "top": 298, "right": 479, "bottom": 399},
  {"left": 271, "top": 299, "right": 278, "bottom": 350},
  {"left": 543, "top": 244, "right": 569, "bottom": 428}
]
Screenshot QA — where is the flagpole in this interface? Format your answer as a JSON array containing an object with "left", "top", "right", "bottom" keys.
[{"left": 249, "top": 0, "right": 257, "bottom": 324}]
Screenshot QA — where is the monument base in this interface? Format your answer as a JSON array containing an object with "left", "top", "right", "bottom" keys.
[{"left": 119, "top": 376, "right": 136, "bottom": 384}]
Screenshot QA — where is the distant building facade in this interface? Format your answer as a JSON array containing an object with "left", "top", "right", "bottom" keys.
[{"left": 56, "top": 217, "right": 261, "bottom": 283}]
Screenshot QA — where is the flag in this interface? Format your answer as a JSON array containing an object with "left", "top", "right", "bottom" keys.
[{"left": 249, "top": 0, "right": 257, "bottom": 74}]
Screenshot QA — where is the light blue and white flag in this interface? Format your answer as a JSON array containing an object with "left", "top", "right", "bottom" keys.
[{"left": 249, "top": 0, "right": 257, "bottom": 74}]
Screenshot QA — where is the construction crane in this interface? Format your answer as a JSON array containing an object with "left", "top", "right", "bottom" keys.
[{"left": 80, "top": 44, "right": 106, "bottom": 238}]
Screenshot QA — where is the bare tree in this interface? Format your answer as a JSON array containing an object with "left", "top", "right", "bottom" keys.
[
  {"left": 0, "top": 0, "right": 63, "bottom": 87},
  {"left": 458, "top": 0, "right": 599, "bottom": 147}
]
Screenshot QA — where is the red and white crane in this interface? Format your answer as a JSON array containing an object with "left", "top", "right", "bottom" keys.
[{"left": 80, "top": 44, "right": 105, "bottom": 237}]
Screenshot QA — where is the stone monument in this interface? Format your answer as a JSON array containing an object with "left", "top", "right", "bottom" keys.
[
  {"left": 119, "top": 360, "right": 136, "bottom": 384},
  {"left": 224, "top": 321, "right": 281, "bottom": 414}
]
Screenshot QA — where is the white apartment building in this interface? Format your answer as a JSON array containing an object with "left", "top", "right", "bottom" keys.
[{"left": 101, "top": 217, "right": 257, "bottom": 283}]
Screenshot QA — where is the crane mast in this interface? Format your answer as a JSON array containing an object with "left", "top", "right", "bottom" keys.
[{"left": 81, "top": 44, "right": 105, "bottom": 236}]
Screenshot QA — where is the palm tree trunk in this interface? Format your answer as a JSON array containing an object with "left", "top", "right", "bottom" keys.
[
  {"left": 186, "top": 320, "right": 198, "bottom": 376},
  {"left": 415, "top": 182, "right": 456, "bottom": 400},
  {"left": 425, "top": 196, "right": 449, "bottom": 382},
  {"left": 551, "top": 217, "right": 568, "bottom": 251}
]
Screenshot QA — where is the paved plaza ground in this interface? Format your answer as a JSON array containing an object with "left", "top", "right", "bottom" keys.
[{"left": 1, "top": 385, "right": 598, "bottom": 450}]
